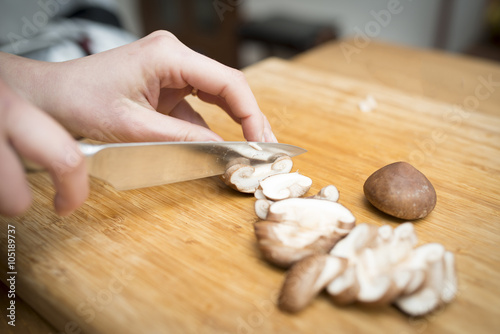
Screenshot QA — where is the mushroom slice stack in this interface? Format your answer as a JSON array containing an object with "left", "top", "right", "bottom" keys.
[
  {"left": 278, "top": 223, "right": 457, "bottom": 315},
  {"left": 221, "top": 154, "right": 293, "bottom": 193},
  {"left": 255, "top": 198, "right": 356, "bottom": 268},
  {"left": 327, "top": 223, "right": 420, "bottom": 305}
]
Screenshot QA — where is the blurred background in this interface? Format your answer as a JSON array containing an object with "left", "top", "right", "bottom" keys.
[
  {"left": 2, "top": 0, "right": 498, "bottom": 67},
  {"left": 113, "top": 0, "right": 499, "bottom": 68}
]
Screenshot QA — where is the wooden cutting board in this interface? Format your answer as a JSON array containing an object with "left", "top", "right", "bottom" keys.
[{"left": 1, "top": 58, "right": 499, "bottom": 334}]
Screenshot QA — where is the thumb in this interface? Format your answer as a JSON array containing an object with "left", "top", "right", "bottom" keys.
[{"left": 113, "top": 106, "right": 223, "bottom": 142}]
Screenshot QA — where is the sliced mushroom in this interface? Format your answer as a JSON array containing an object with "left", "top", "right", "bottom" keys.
[
  {"left": 441, "top": 251, "right": 457, "bottom": 303},
  {"left": 254, "top": 188, "right": 266, "bottom": 200},
  {"left": 307, "top": 185, "right": 339, "bottom": 202},
  {"left": 393, "top": 243, "right": 457, "bottom": 316},
  {"left": 279, "top": 255, "right": 347, "bottom": 313},
  {"left": 255, "top": 199, "right": 273, "bottom": 220},
  {"left": 326, "top": 223, "right": 453, "bottom": 309},
  {"left": 327, "top": 224, "right": 399, "bottom": 306},
  {"left": 221, "top": 154, "right": 293, "bottom": 193},
  {"left": 358, "top": 224, "right": 420, "bottom": 304},
  {"left": 267, "top": 198, "right": 356, "bottom": 232},
  {"left": 325, "top": 265, "right": 359, "bottom": 305},
  {"left": 254, "top": 199, "right": 356, "bottom": 268},
  {"left": 355, "top": 262, "right": 396, "bottom": 305},
  {"left": 254, "top": 183, "right": 339, "bottom": 222},
  {"left": 268, "top": 213, "right": 456, "bottom": 316},
  {"left": 258, "top": 172, "right": 312, "bottom": 201},
  {"left": 255, "top": 221, "right": 347, "bottom": 268},
  {"left": 330, "top": 223, "right": 379, "bottom": 259}
]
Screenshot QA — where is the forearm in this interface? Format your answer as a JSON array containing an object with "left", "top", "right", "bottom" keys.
[
  {"left": 0, "top": 52, "right": 61, "bottom": 113},
  {"left": 0, "top": 52, "right": 83, "bottom": 137},
  {"left": 0, "top": 52, "right": 50, "bottom": 102}
]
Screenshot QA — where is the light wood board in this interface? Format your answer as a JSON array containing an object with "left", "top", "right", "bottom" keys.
[
  {"left": 294, "top": 39, "right": 500, "bottom": 117},
  {"left": 1, "top": 58, "right": 499, "bottom": 334}
]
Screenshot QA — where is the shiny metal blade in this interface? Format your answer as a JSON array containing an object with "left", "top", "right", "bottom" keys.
[{"left": 80, "top": 142, "right": 307, "bottom": 190}]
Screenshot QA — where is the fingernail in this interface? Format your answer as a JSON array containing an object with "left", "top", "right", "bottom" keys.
[
  {"left": 54, "top": 193, "right": 73, "bottom": 217},
  {"left": 262, "top": 128, "right": 278, "bottom": 143},
  {"left": 208, "top": 134, "right": 224, "bottom": 142}
]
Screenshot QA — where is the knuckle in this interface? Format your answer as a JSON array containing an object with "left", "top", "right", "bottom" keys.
[
  {"left": 229, "top": 68, "right": 247, "bottom": 83},
  {"left": 144, "top": 30, "right": 178, "bottom": 47},
  {"left": 50, "top": 142, "right": 85, "bottom": 179},
  {"left": 173, "top": 129, "right": 191, "bottom": 142}
]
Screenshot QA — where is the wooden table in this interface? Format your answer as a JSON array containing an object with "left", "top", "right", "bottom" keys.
[{"left": 1, "top": 40, "right": 500, "bottom": 333}]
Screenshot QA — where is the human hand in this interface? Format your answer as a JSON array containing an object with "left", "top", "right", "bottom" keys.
[
  {"left": 3, "top": 31, "right": 278, "bottom": 143},
  {"left": 0, "top": 31, "right": 277, "bottom": 216},
  {"left": 0, "top": 79, "right": 88, "bottom": 217}
]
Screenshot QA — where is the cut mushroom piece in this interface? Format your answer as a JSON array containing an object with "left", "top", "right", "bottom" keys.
[
  {"left": 330, "top": 223, "right": 379, "bottom": 259},
  {"left": 400, "top": 269, "right": 426, "bottom": 297},
  {"left": 355, "top": 264, "right": 396, "bottom": 305},
  {"left": 330, "top": 223, "right": 417, "bottom": 262},
  {"left": 441, "top": 251, "right": 458, "bottom": 303},
  {"left": 267, "top": 198, "right": 356, "bottom": 232},
  {"left": 255, "top": 221, "right": 346, "bottom": 268},
  {"left": 259, "top": 172, "right": 312, "bottom": 201},
  {"left": 307, "top": 185, "right": 340, "bottom": 202},
  {"left": 326, "top": 265, "right": 359, "bottom": 305},
  {"left": 221, "top": 154, "right": 293, "bottom": 193},
  {"left": 254, "top": 199, "right": 356, "bottom": 268},
  {"left": 255, "top": 199, "right": 273, "bottom": 220},
  {"left": 279, "top": 255, "right": 347, "bottom": 313},
  {"left": 395, "top": 286, "right": 440, "bottom": 316},
  {"left": 327, "top": 223, "right": 442, "bottom": 308},
  {"left": 358, "top": 94, "right": 378, "bottom": 112},
  {"left": 393, "top": 243, "right": 457, "bottom": 316},
  {"left": 354, "top": 224, "right": 421, "bottom": 305},
  {"left": 254, "top": 188, "right": 266, "bottom": 200}
]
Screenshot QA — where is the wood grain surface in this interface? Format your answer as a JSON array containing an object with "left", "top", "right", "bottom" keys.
[
  {"left": 1, "top": 56, "right": 500, "bottom": 334},
  {"left": 294, "top": 39, "right": 500, "bottom": 117}
]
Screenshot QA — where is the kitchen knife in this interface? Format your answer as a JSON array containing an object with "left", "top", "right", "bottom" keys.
[{"left": 65, "top": 141, "right": 307, "bottom": 190}]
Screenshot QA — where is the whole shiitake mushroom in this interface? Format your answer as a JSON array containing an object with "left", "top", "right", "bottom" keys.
[{"left": 363, "top": 162, "right": 436, "bottom": 220}]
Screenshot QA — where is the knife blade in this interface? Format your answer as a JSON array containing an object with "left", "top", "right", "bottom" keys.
[{"left": 78, "top": 141, "right": 306, "bottom": 190}]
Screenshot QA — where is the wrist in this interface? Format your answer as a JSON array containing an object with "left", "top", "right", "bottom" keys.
[{"left": 0, "top": 52, "right": 58, "bottom": 110}]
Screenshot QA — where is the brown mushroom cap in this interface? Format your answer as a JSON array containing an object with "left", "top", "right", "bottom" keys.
[{"left": 363, "top": 162, "right": 437, "bottom": 220}]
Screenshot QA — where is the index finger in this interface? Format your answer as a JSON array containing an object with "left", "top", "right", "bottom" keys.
[
  {"left": 155, "top": 36, "right": 277, "bottom": 142},
  {"left": 7, "top": 95, "right": 88, "bottom": 216}
]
